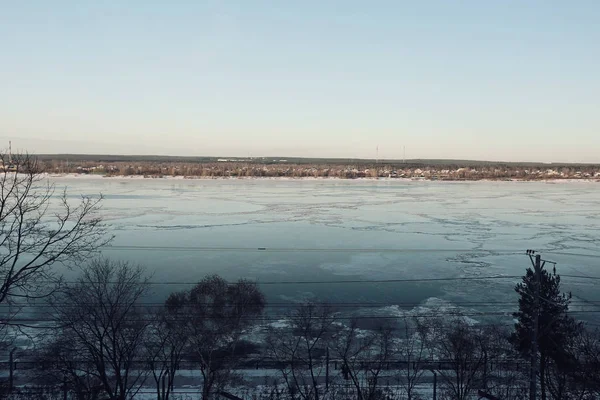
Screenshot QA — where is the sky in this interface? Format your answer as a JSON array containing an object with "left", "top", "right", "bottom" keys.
[{"left": 1, "top": 1, "right": 599, "bottom": 162}]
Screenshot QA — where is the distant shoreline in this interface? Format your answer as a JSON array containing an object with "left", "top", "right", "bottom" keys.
[
  {"left": 38, "top": 157, "right": 600, "bottom": 180},
  {"left": 44, "top": 173, "right": 599, "bottom": 183}
]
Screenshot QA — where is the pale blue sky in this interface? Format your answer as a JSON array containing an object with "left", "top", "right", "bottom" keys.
[{"left": 1, "top": 1, "right": 598, "bottom": 162}]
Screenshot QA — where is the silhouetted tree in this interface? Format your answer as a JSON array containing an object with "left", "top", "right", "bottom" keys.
[
  {"left": 431, "top": 318, "right": 487, "bottom": 400},
  {"left": 35, "top": 334, "right": 104, "bottom": 400},
  {"left": 0, "top": 152, "right": 109, "bottom": 332},
  {"left": 512, "top": 266, "right": 581, "bottom": 400},
  {"left": 171, "top": 275, "right": 265, "bottom": 399},
  {"left": 333, "top": 319, "right": 394, "bottom": 400},
  {"left": 544, "top": 325, "right": 600, "bottom": 400},
  {"left": 578, "top": 327, "right": 600, "bottom": 397},
  {"left": 145, "top": 294, "right": 190, "bottom": 400},
  {"left": 395, "top": 316, "right": 431, "bottom": 400},
  {"left": 267, "top": 303, "right": 336, "bottom": 400},
  {"left": 480, "top": 325, "right": 528, "bottom": 400},
  {"left": 48, "top": 259, "right": 151, "bottom": 400}
]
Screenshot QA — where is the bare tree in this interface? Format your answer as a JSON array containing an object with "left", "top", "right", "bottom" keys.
[
  {"left": 267, "top": 303, "right": 336, "bottom": 400},
  {"left": 49, "top": 259, "right": 151, "bottom": 400},
  {"left": 145, "top": 292, "right": 190, "bottom": 400},
  {"left": 479, "top": 325, "right": 528, "bottom": 400},
  {"left": 579, "top": 327, "right": 600, "bottom": 398},
  {"left": 430, "top": 318, "right": 486, "bottom": 400},
  {"left": 0, "top": 152, "right": 109, "bottom": 330},
  {"left": 333, "top": 319, "right": 394, "bottom": 400},
  {"left": 171, "top": 275, "right": 265, "bottom": 400},
  {"left": 544, "top": 325, "right": 600, "bottom": 400},
  {"left": 395, "top": 316, "right": 431, "bottom": 400},
  {"left": 35, "top": 333, "right": 105, "bottom": 400}
]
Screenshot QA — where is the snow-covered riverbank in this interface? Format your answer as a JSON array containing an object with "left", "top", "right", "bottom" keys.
[{"left": 43, "top": 173, "right": 599, "bottom": 183}]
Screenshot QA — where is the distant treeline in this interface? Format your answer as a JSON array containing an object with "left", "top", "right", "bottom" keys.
[
  {"left": 40, "top": 157, "right": 600, "bottom": 180},
  {"left": 37, "top": 154, "right": 600, "bottom": 167}
]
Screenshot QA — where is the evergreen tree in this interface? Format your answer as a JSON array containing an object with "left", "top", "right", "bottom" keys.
[{"left": 511, "top": 265, "right": 581, "bottom": 400}]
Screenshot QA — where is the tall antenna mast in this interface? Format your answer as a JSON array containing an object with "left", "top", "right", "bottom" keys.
[
  {"left": 8, "top": 141, "right": 12, "bottom": 164},
  {"left": 403, "top": 146, "right": 406, "bottom": 164},
  {"left": 376, "top": 145, "right": 379, "bottom": 165}
]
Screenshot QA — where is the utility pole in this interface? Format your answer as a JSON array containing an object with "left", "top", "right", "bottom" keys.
[
  {"left": 63, "top": 376, "right": 68, "bottom": 400},
  {"left": 526, "top": 249, "right": 546, "bottom": 400}
]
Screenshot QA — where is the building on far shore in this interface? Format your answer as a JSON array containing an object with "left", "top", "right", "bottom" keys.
[{"left": 1, "top": 141, "right": 17, "bottom": 172}]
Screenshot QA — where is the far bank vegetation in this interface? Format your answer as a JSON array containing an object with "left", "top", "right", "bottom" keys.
[{"left": 42, "top": 158, "right": 600, "bottom": 181}]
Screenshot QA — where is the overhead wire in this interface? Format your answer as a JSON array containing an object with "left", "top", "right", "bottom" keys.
[
  {"left": 4, "top": 310, "right": 600, "bottom": 324},
  {"left": 26, "top": 273, "right": 600, "bottom": 286},
  {"left": 33, "top": 275, "right": 526, "bottom": 285},
  {"left": 97, "top": 245, "right": 600, "bottom": 261}
]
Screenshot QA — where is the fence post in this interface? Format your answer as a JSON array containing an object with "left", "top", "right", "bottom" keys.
[
  {"left": 433, "top": 371, "right": 437, "bottom": 400},
  {"left": 325, "top": 347, "right": 330, "bottom": 390},
  {"left": 9, "top": 348, "right": 16, "bottom": 393}
]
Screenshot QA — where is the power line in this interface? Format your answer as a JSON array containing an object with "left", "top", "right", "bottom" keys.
[
  {"left": 5, "top": 310, "right": 600, "bottom": 324},
  {"left": 103, "top": 245, "right": 517, "bottom": 253},
  {"left": 99, "top": 245, "right": 600, "bottom": 260},
  {"left": 562, "top": 274, "right": 600, "bottom": 281},
  {"left": 4, "top": 300, "right": 600, "bottom": 310},
  {"left": 544, "top": 251, "right": 600, "bottom": 259},
  {"left": 45, "top": 275, "right": 525, "bottom": 285},
  {"left": 30, "top": 273, "right": 600, "bottom": 286}
]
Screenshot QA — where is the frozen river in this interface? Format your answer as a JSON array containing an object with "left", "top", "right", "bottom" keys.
[{"left": 54, "top": 177, "right": 600, "bottom": 324}]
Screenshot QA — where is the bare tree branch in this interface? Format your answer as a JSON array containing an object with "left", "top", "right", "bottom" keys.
[
  {"left": 44, "top": 259, "right": 151, "bottom": 400},
  {"left": 0, "top": 152, "right": 112, "bottom": 336}
]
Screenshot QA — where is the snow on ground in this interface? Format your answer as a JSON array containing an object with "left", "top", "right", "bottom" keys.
[
  {"left": 43, "top": 173, "right": 600, "bottom": 183},
  {"left": 130, "top": 382, "right": 442, "bottom": 400}
]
